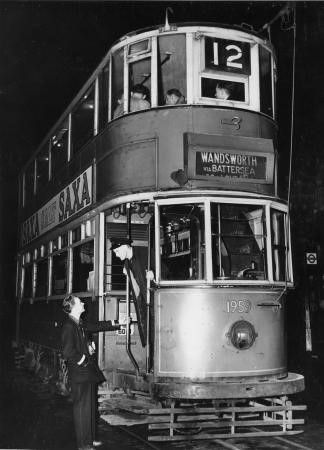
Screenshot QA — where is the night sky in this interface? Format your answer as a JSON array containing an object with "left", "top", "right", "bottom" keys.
[{"left": 0, "top": 1, "right": 323, "bottom": 341}]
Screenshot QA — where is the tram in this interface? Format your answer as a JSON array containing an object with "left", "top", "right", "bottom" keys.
[{"left": 16, "top": 17, "right": 305, "bottom": 440}]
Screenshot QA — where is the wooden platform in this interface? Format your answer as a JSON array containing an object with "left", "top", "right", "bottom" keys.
[{"left": 147, "top": 396, "right": 306, "bottom": 441}]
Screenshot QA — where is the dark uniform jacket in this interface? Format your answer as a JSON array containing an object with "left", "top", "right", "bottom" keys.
[{"left": 61, "top": 316, "right": 118, "bottom": 384}]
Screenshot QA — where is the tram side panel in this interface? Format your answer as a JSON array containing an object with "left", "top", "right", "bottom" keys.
[
  {"left": 154, "top": 288, "right": 286, "bottom": 383},
  {"left": 96, "top": 107, "right": 277, "bottom": 201}
]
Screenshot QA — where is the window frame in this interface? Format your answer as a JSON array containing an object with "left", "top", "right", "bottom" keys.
[{"left": 155, "top": 197, "right": 292, "bottom": 286}]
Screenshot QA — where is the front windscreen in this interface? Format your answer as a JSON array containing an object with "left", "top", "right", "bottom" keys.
[
  {"left": 159, "top": 203, "right": 205, "bottom": 281},
  {"left": 211, "top": 203, "right": 266, "bottom": 280}
]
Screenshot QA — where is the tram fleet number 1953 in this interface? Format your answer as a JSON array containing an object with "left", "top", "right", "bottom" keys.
[{"left": 225, "top": 299, "right": 252, "bottom": 313}]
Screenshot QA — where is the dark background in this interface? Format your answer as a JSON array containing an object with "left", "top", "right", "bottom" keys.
[{"left": 0, "top": 1, "right": 324, "bottom": 382}]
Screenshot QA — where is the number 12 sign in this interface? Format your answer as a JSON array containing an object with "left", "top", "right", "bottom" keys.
[{"left": 205, "top": 37, "right": 251, "bottom": 75}]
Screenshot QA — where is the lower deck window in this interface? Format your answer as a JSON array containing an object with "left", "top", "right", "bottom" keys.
[
  {"left": 35, "top": 259, "right": 48, "bottom": 297},
  {"left": 159, "top": 203, "right": 205, "bottom": 281},
  {"left": 72, "top": 241, "right": 94, "bottom": 292},
  {"left": 52, "top": 252, "right": 68, "bottom": 295},
  {"left": 23, "top": 265, "right": 33, "bottom": 298},
  {"left": 211, "top": 203, "right": 266, "bottom": 280}
]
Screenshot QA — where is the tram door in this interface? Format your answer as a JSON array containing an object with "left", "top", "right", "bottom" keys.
[{"left": 102, "top": 208, "right": 151, "bottom": 375}]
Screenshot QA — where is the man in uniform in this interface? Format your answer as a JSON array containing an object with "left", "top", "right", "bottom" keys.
[{"left": 61, "top": 295, "right": 120, "bottom": 450}]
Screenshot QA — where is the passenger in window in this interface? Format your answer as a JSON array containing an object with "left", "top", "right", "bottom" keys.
[
  {"left": 113, "top": 85, "right": 150, "bottom": 118},
  {"left": 215, "top": 81, "right": 235, "bottom": 101},
  {"left": 165, "top": 88, "right": 184, "bottom": 106},
  {"left": 130, "top": 84, "right": 150, "bottom": 112}
]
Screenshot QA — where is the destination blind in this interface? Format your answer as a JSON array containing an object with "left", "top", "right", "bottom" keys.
[{"left": 195, "top": 151, "right": 267, "bottom": 180}]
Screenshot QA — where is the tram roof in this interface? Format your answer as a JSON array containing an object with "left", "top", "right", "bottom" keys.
[{"left": 114, "top": 21, "right": 272, "bottom": 47}]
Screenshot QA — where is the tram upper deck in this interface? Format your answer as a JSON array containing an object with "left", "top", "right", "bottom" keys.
[{"left": 19, "top": 23, "right": 277, "bottom": 226}]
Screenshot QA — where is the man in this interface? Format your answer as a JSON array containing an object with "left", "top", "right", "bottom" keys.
[
  {"left": 61, "top": 295, "right": 120, "bottom": 450},
  {"left": 214, "top": 81, "right": 234, "bottom": 100},
  {"left": 165, "top": 88, "right": 184, "bottom": 105},
  {"left": 113, "top": 84, "right": 150, "bottom": 119},
  {"left": 110, "top": 237, "right": 154, "bottom": 346},
  {"left": 129, "top": 84, "right": 150, "bottom": 112}
]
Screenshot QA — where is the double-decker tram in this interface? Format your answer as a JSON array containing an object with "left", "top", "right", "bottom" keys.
[{"left": 16, "top": 19, "right": 306, "bottom": 441}]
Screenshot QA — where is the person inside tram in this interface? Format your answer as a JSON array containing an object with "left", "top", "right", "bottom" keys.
[
  {"left": 113, "top": 90, "right": 124, "bottom": 119},
  {"left": 113, "top": 84, "right": 150, "bottom": 118},
  {"left": 215, "top": 81, "right": 235, "bottom": 101},
  {"left": 130, "top": 84, "right": 150, "bottom": 112},
  {"left": 165, "top": 88, "right": 184, "bottom": 105}
]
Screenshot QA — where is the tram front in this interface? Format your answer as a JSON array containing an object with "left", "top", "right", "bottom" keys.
[{"left": 98, "top": 21, "right": 305, "bottom": 437}]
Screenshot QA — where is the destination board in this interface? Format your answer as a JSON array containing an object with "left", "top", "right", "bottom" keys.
[{"left": 195, "top": 151, "right": 267, "bottom": 180}]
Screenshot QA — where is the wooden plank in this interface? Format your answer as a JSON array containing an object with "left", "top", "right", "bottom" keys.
[
  {"left": 148, "top": 418, "right": 305, "bottom": 430},
  {"left": 148, "top": 429, "right": 304, "bottom": 441},
  {"left": 148, "top": 405, "right": 306, "bottom": 415}
]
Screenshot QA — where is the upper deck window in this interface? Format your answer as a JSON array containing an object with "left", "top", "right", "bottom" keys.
[
  {"left": 71, "top": 84, "right": 95, "bottom": 156},
  {"left": 24, "top": 161, "right": 35, "bottom": 206},
  {"left": 36, "top": 143, "right": 49, "bottom": 193},
  {"left": 259, "top": 45, "right": 274, "bottom": 116},
  {"left": 158, "top": 34, "right": 186, "bottom": 106},
  {"left": 128, "top": 39, "right": 150, "bottom": 57},
  {"left": 51, "top": 118, "right": 69, "bottom": 179}
]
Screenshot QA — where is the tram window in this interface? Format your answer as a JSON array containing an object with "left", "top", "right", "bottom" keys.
[
  {"left": 129, "top": 59, "right": 151, "bottom": 110},
  {"left": 98, "top": 63, "right": 109, "bottom": 129},
  {"left": 24, "top": 162, "right": 35, "bottom": 206},
  {"left": 51, "top": 118, "right": 68, "bottom": 179},
  {"left": 271, "top": 210, "right": 289, "bottom": 281},
  {"left": 52, "top": 251, "right": 67, "bottom": 295},
  {"left": 157, "top": 34, "right": 186, "bottom": 106},
  {"left": 61, "top": 232, "right": 69, "bottom": 248},
  {"left": 259, "top": 46, "right": 273, "bottom": 117},
  {"left": 52, "top": 238, "right": 59, "bottom": 252},
  {"left": 71, "top": 84, "right": 95, "bottom": 155},
  {"left": 159, "top": 203, "right": 205, "bottom": 281},
  {"left": 128, "top": 39, "right": 150, "bottom": 57},
  {"left": 201, "top": 78, "right": 245, "bottom": 103},
  {"left": 72, "top": 241, "right": 94, "bottom": 292},
  {"left": 211, "top": 204, "right": 266, "bottom": 280},
  {"left": 36, "top": 144, "right": 49, "bottom": 192},
  {"left": 112, "top": 48, "right": 124, "bottom": 119},
  {"left": 35, "top": 259, "right": 48, "bottom": 297},
  {"left": 72, "top": 226, "right": 81, "bottom": 243},
  {"left": 23, "top": 265, "right": 33, "bottom": 298}
]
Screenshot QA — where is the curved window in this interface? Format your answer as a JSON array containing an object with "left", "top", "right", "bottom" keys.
[
  {"left": 36, "top": 144, "right": 49, "bottom": 193},
  {"left": 112, "top": 48, "right": 124, "bottom": 119},
  {"left": 71, "top": 84, "right": 95, "bottom": 155},
  {"left": 158, "top": 34, "right": 186, "bottom": 106},
  {"left": 51, "top": 118, "right": 68, "bottom": 178},
  {"left": 24, "top": 162, "right": 35, "bottom": 206},
  {"left": 259, "top": 46, "right": 273, "bottom": 116},
  {"left": 211, "top": 203, "right": 266, "bottom": 280}
]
